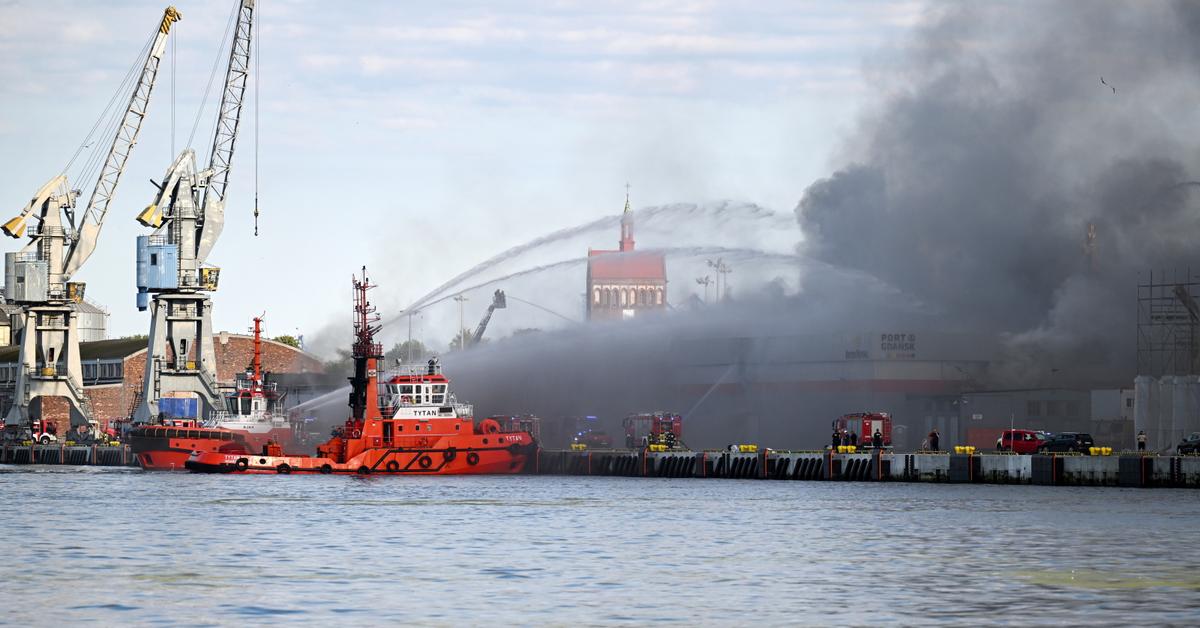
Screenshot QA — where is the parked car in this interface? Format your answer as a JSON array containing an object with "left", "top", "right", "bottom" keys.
[
  {"left": 1177, "top": 432, "right": 1200, "bottom": 455},
  {"left": 1037, "top": 432, "right": 1094, "bottom": 453},
  {"left": 995, "top": 429, "right": 1048, "bottom": 454}
]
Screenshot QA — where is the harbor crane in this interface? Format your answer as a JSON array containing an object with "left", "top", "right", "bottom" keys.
[
  {"left": 0, "top": 7, "right": 181, "bottom": 437},
  {"left": 133, "top": 0, "right": 255, "bottom": 423}
]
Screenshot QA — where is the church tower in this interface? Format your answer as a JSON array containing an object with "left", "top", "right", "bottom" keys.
[
  {"left": 586, "top": 185, "right": 667, "bottom": 321},
  {"left": 619, "top": 185, "right": 635, "bottom": 252}
]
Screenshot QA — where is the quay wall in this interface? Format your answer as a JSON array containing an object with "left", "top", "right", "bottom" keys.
[
  {"left": 534, "top": 449, "right": 1200, "bottom": 489},
  {"left": 3, "top": 444, "right": 1198, "bottom": 488}
]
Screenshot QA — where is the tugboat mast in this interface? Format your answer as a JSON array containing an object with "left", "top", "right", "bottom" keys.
[
  {"left": 348, "top": 267, "right": 384, "bottom": 421},
  {"left": 250, "top": 314, "right": 265, "bottom": 395}
]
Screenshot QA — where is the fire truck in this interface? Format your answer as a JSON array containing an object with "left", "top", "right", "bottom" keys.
[
  {"left": 623, "top": 412, "right": 683, "bottom": 449},
  {"left": 571, "top": 415, "right": 612, "bottom": 448},
  {"left": 27, "top": 419, "right": 59, "bottom": 444},
  {"left": 834, "top": 412, "right": 892, "bottom": 447},
  {"left": 489, "top": 415, "right": 542, "bottom": 443}
]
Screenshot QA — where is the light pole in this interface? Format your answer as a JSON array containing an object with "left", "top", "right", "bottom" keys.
[
  {"left": 696, "top": 276, "right": 712, "bottom": 303},
  {"left": 707, "top": 258, "right": 732, "bottom": 301},
  {"left": 453, "top": 294, "right": 468, "bottom": 350}
]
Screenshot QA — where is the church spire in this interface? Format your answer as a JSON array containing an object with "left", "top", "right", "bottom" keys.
[{"left": 620, "top": 183, "right": 635, "bottom": 252}]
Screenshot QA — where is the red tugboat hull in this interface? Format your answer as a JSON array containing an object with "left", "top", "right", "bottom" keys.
[
  {"left": 128, "top": 424, "right": 251, "bottom": 471},
  {"left": 186, "top": 434, "right": 535, "bottom": 475},
  {"left": 129, "top": 314, "right": 298, "bottom": 470}
]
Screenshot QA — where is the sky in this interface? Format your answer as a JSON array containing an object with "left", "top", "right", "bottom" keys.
[{"left": 0, "top": 0, "right": 920, "bottom": 346}]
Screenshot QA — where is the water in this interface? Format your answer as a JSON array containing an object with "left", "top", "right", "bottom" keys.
[{"left": 3, "top": 467, "right": 1200, "bottom": 625}]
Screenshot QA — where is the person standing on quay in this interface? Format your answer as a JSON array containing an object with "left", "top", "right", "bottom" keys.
[
  {"left": 929, "top": 429, "right": 940, "bottom": 452},
  {"left": 1137, "top": 430, "right": 1147, "bottom": 452}
]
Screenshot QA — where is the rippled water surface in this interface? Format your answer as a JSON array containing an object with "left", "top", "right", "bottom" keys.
[{"left": 2, "top": 467, "right": 1199, "bottom": 625}]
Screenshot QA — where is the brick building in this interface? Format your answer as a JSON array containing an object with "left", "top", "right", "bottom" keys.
[
  {"left": 0, "top": 333, "right": 324, "bottom": 432},
  {"left": 586, "top": 192, "right": 667, "bottom": 320}
]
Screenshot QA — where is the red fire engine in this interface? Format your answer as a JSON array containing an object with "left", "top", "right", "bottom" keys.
[
  {"left": 623, "top": 412, "right": 683, "bottom": 449},
  {"left": 834, "top": 412, "right": 892, "bottom": 447},
  {"left": 489, "top": 415, "right": 542, "bottom": 443}
]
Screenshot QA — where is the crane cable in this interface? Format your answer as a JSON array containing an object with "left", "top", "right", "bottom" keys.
[
  {"left": 187, "top": 0, "right": 239, "bottom": 149},
  {"left": 171, "top": 22, "right": 176, "bottom": 159},
  {"left": 62, "top": 31, "right": 152, "bottom": 177},
  {"left": 253, "top": 0, "right": 260, "bottom": 237},
  {"left": 64, "top": 31, "right": 154, "bottom": 208}
]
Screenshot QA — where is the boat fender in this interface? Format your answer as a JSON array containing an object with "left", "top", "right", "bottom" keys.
[
  {"left": 351, "top": 429, "right": 362, "bottom": 438},
  {"left": 386, "top": 460, "right": 400, "bottom": 472},
  {"left": 319, "top": 464, "right": 332, "bottom": 475},
  {"left": 444, "top": 448, "right": 457, "bottom": 461},
  {"left": 357, "top": 465, "right": 371, "bottom": 475},
  {"left": 276, "top": 463, "right": 291, "bottom": 474},
  {"left": 466, "top": 452, "right": 480, "bottom": 466},
  {"left": 235, "top": 458, "right": 249, "bottom": 471},
  {"left": 418, "top": 455, "right": 432, "bottom": 469}
]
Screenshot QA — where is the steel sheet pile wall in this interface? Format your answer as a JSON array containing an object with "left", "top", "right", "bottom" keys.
[{"left": 534, "top": 449, "right": 1200, "bottom": 488}]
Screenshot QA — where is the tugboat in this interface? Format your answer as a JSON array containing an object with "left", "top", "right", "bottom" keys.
[
  {"left": 185, "top": 267, "right": 537, "bottom": 475},
  {"left": 128, "top": 315, "right": 295, "bottom": 470}
]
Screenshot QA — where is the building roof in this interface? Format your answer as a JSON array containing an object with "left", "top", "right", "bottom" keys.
[
  {"left": 0, "top": 334, "right": 323, "bottom": 364},
  {"left": 80, "top": 337, "right": 148, "bottom": 360},
  {"left": 587, "top": 250, "right": 666, "bottom": 281},
  {"left": 0, "top": 337, "right": 148, "bottom": 363}
]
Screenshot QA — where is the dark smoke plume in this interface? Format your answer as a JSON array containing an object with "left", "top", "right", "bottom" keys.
[
  {"left": 300, "top": 2, "right": 1200, "bottom": 450},
  {"left": 795, "top": 1, "right": 1200, "bottom": 386}
]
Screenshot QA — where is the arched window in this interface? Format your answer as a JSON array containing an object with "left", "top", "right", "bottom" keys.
[
  {"left": 619, "top": 290, "right": 626, "bottom": 306},
  {"left": 593, "top": 288, "right": 600, "bottom": 305},
  {"left": 656, "top": 288, "right": 663, "bottom": 305}
]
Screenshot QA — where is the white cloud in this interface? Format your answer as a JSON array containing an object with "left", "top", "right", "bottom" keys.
[
  {"left": 357, "top": 54, "right": 475, "bottom": 77},
  {"left": 373, "top": 20, "right": 528, "bottom": 45},
  {"left": 61, "top": 20, "right": 107, "bottom": 44}
]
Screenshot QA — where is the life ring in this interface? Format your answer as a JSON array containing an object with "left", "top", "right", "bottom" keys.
[
  {"left": 444, "top": 448, "right": 457, "bottom": 462},
  {"left": 400, "top": 395, "right": 412, "bottom": 404},
  {"left": 235, "top": 458, "right": 249, "bottom": 471},
  {"left": 418, "top": 455, "right": 432, "bottom": 469},
  {"left": 478, "top": 419, "right": 501, "bottom": 434},
  {"left": 319, "top": 464, "right": 332, "bottom": 474},
  {"left": 386, "top": 460, "right": 400, "bottom": 472},
  {"left": 276, "top": 463, "right": 291, "bottom": 474},
  {"left": 466, "top": 452, "right": 480, "bottom": 466},
  {"left": 350, "top": 429, "right": 362, "bottom": 438}
]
